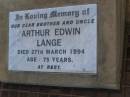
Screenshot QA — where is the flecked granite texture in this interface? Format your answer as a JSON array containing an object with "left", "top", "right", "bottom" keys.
[{"left": 0, "top": 0, "right": 125, "bottom": 89}]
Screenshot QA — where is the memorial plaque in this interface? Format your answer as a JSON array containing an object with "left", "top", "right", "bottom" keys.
[
  {"left": 9, "top": 4, "right": 97, "bottom": 73},
  {"left": 0, "top": 0, "right": 125, "bottom": 89}
]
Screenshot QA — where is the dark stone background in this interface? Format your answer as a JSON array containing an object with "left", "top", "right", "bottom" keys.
[{"left": 0, "top": 0, "right": 129, "bottom": 96}]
